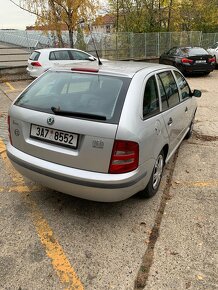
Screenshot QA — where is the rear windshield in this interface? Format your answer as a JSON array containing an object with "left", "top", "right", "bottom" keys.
[
  {"left": 15, "top": 71, "right": 131, "bottom": 124},
  {"left": 181, "top": 47, "right": 208, "bottom": 56},
  {"left": 29, "top": 51, "right": 40, "bottom": 61}
]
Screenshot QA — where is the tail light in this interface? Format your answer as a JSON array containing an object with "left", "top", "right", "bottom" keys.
[
  {"left": 109, "top": 140, "right": 139, "bottom": 174},
  {"left": 181, "top": 58, "right": 193, "bottom": 64},
  {"left": 208, "top": 57, "right": 216, "bottom": 63},
  {"left": 71, "top": 67, "right": 99, "bottom": 72},
  {"left": 8, "top": 115, "right": 12, "bottom": 145},
  {"left": 31, "top": 61, "right": 42, "bottom": 67}
]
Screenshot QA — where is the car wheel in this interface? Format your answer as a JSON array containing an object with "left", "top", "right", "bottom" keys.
[{"left": 139, "top": 150, "right": 165, "bottom": 198}]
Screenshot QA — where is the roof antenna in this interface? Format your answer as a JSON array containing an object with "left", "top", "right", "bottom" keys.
[{"left": 87, "top": 24, "right": 102, "bottom": 66}]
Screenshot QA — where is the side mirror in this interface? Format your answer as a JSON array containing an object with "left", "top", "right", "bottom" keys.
[
  {"left": 88, "top": 56, "right": 96, "bottom": 61},
  {"left": 192, "top": 89, "right": 201, "bottom": 98}
]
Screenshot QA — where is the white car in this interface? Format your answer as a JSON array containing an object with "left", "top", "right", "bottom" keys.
[
  {"left": 27, "top": 48, "right": 99, "bottom": 78},
  {"left": 207, "top": 42, "right": 218, "bottom": 64}
]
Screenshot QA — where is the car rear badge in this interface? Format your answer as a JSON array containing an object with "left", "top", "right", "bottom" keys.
[
  {"left": 47, "top": 116, "right": 54, "bottom": 125},
  {"left": 14, "top": 129, "right": 20, "bottom": 136},
  {"left": 92, "top": 140, "right": 104, "bottom": 149}
]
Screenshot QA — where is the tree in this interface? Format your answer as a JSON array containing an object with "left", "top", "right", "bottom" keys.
[
  {"left": 177, "top": 0, "right": 218, "bottom": 32},
  {"left": 75, "top": 26, "right": 87, "bottom": 51},
  {"left": 108, "top": 0, "right": 218, "bottom": 33},
  {"left": 9, "top": 0, "right": 99, "bottom": 48},
  {"left": 108, "top": 0, "right": 178, "bottom": 33}
]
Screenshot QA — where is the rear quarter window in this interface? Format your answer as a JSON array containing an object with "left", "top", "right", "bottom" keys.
[
  {"left": 143, "top": 75, "right": 160, "bottom": 119},
  {"left": 157, "top": 71, "right": 180, "bottom": 109},
  {"left": 174, "top": 71, "right": 191, "bottom": 100},
  {"left": 29, "top": 51, "right": 40, "bottom": 61}
]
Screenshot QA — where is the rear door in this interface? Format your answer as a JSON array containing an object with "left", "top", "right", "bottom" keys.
[
  {"left": 49, "top": 50, "right": 73, "bottom": 67},
  {"left": 173, "top": 70, "right": 194, "bottom": 130},
  {"left": 140, "top": 74, "right": 166, "bottom": 162},
  {"left": 157, "top": 70, "right": 184, "bottom": 157}
]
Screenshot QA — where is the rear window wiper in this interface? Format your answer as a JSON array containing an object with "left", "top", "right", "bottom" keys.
[{"left": 51, "top": 106, "right": 107, "bottom": 120}]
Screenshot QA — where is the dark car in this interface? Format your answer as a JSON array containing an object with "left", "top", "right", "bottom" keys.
[{"left": 159, "top": 47, "right": 216, "bottom": 75}]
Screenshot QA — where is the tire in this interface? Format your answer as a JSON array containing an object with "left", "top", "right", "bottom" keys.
[{"left": 139, "top": 150, "right": 165, "bottom": 198}]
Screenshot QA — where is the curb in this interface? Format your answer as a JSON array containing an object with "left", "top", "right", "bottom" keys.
[{"left": 0, "top": 66, "right": 32, "bottom": 82}]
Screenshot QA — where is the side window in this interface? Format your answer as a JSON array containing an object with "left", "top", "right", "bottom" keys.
[
  {"left": 29, "top": 51, "right": 40, "bottom": 61},
  {"left": 49, "top": 52, "right": 56, "bottom": 60},
  {"left": 167, "top": 47, "right": 177, "bottom": 55},
  {"left": 158, "top": 71, "right": 180, "bottom": 109},
  {"left": 174, "top": 71, "right": 191, "bottom": 100},
  {"left": 157, "top": 76, "right": 168, "bottom": 111},
  {"left": 51, "top": 50, "right": 71, "bottom": 60},
  {"left": 143, "top": 76, "right": 160, "bottom": 119},
  {"left": 70, "top": 51, "right": 90, "bottom": 60}
]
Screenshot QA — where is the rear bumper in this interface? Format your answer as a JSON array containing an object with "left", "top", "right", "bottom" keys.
[
  {"left": 183, "top": 64, "right": 215, "bottom": 73},
  {"left": 26, "top": 67, "right": 42, "bottom": 78},
  {"left": 7, "top": 143, "right": 148, "bottom": 202}
]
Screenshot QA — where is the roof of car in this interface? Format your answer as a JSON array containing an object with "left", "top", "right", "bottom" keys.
[
  {"left": 173, "top": 46, "right": 205, "bottom": 49},
  {"left": 34, "top": 48, "right": 82, "bottom": 52},
  {"left": 51, "top": 61, "right": 172, "bottom": 78}
]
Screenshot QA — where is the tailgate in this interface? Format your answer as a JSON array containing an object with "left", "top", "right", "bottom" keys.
[{"left": 9, "top": 107, "right": 118, "bottom": 173}]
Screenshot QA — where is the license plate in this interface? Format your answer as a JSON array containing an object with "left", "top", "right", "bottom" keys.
[
  {"left": 196, "top": 60, "right": 206, "bottom": 63},
  {"left": 30, "top": 124, "right": 78, "bottom": 148}
]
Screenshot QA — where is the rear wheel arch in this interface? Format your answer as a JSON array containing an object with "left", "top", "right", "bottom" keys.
[
  {"left": 162, "top": 144, "right": 168, "bottom": 164},
  {"left": 185, "top": 108, "right": 197, "bottom": 139},
  {"left": 138, "top": 144, "right": 168, "bottom": 198}
]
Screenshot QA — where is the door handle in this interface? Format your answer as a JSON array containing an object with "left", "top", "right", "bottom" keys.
[{"left": 168, "top": 117, "right": 173, "bottom": 126}]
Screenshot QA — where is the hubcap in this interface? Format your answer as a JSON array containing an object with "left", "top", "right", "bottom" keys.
[{"left": 152, "top": 154, "right": 164, "bottom": 189}]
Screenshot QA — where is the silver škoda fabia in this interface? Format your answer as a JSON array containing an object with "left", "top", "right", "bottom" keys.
[{"left": 7, "top": 61, "right": 201, "bottom": 202}]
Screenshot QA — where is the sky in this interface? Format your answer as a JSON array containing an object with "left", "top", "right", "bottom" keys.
[{"left": 0, "top": 0, "right": 36, "bottom": 30}]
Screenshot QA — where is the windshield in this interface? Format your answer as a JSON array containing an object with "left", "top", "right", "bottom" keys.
[{"left": 15, "top": 71, "right": 131, "bottom": 123}]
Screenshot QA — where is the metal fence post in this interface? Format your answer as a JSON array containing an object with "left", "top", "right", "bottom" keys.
[
  {"left": 130, "top": 32, "right": 134, "bottom": 59},
  {"left": 199, "top": 31, "right": 203, "bottom": 46},
  {"left": 169, "top": 32, "right": 172, "bottom": 49},
  {"left": 26, "top": 30, "right": 31, "bottom": 50},
  {"left": 144, "top": 33, "right": 147, "bottom": 58}
]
